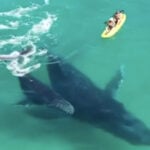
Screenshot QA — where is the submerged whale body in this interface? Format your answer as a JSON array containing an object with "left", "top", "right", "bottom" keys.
[
  {"left": 47, "top": 55, "right": 150, "bottom": 145},
  {"left": 17, "top": 74, "right": 74, "bottom": 115}
]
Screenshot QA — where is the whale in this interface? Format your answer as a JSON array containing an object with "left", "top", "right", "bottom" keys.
[
  {"left": 17, "top": 74, "right": 74, "bottom": 115},
  {"left": 46, "top": 55, "right": 150, "bottom": 145}
]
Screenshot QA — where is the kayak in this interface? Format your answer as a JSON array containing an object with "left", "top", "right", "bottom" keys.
[{"left": 101, "top": 13, "right": 126, "bottom": 38}]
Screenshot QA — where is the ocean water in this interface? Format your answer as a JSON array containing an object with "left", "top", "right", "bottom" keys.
[{"left": 0, "top": 0, "right": 150, "bottom": 150}]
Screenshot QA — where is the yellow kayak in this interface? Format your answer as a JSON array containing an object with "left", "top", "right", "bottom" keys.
[{"left": 101, "top": 13, "right": 126, "bottom": 38}]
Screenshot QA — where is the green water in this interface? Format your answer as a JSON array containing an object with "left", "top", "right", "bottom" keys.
[{"left": 0, "top": 0, "right": 150, "bottom": 149}]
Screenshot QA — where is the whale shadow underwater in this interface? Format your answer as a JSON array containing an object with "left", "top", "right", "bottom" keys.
[{"left": 17, "top": 54, "right": 150, "bottom": 145}]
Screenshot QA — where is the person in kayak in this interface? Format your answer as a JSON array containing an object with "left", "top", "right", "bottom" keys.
[
  {"left": 106, "top": 10, "right": 124, "bottom": 31},
  {"left": 113, "top": 10, "right": 124, "bottom": 24},
  {"left": 107, "top": 17, "right": 116, "bottom": 31}
]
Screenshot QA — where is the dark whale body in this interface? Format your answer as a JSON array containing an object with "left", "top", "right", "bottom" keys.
[
  {"left": 46, "top": 55, "right": 150, "bottom": 145},
  {"left": 17, "top": 75, "right": 74, "bottom": 115}
]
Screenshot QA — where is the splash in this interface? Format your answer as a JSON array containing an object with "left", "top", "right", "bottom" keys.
[
  {"left": 29, "top": 13, "right": 57, "bottom": 35},
  {"left": 0, "top": 3, "right": 57, "bottom": 76},
  {"left": 4, "top": 44, "right": 48, "bottom": 77},
  {"left": 0, "top": 1, "right": 57, "bottom": 49},
  {"left": 0, "top": 12, "right": 57, "bottom": 48},
  {"left": 7, "top": 61, "right": 41, "bottom": 77},
  {"left": 0, "top": 4, "right": 39, "bottom": 18}
]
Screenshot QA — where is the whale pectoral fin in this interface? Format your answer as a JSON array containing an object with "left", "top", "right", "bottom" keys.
[
  {"left": 48, "top": 99, "right": 75, "bottom": 115},
  {"left": 105, "top": 65, "right": 125, "bottom": 98},
  {"left": 16, "top": 99, "right": 32, "bottom": 107}
]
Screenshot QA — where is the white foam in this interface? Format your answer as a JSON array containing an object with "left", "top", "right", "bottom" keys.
[
  {"left": 44, "top": 0, "right": 49, "bottom": 5},
  {"left": 0, "top": 36, "right": 25, "bottom": 48},
  {"left": 9, "top": 21, "right": 19, "bottom": 28},
  {"left": 0, "top": 46, "right": 48, "bottom": 76},
  {"left": 29, "top": 13, "right": 57, "bottom": 35},
  {"left": 0, "top": 24, "right": 10, "bottom": 30},
  {"left": 0, "top": 51, "right": 20, "bottom": 60},
  {"left": 0, "top": 12, "right": 57, "bottom": 48},
  {"left": 5, "top": 45, "right": 47, "bottom": 76},
  {"left": 10, "top": 63, "right": 41, "bottom": 77},
  {"left": 0, "top": 21, "right": 19, "bottom": 30},
  {"left": 0, "top": 3, "right": 54, "bottom": 76},
  {"left": 0, "top": 4, "right": 39, "bottom": 18}
]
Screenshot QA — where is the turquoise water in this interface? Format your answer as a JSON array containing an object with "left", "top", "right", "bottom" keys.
[{"left": 0, "top": 0, "right": 150, "bottom": 149}]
